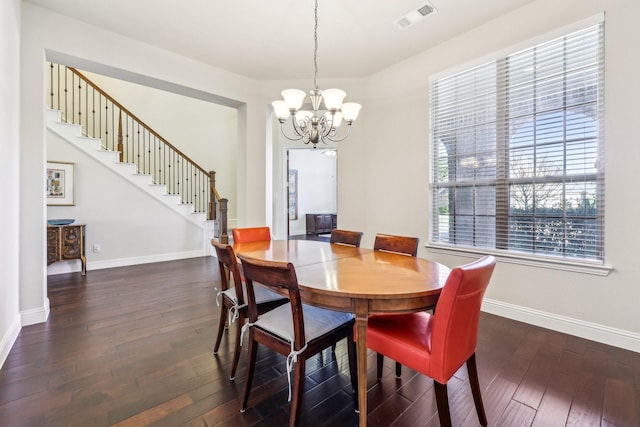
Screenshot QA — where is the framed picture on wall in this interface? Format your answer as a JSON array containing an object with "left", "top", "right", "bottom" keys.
[
  {"left": 47, "top": 161, "right": 75, "bottom": 206},
  {"left": 288, "top": 169, "right": 298, "bottom": 220}
]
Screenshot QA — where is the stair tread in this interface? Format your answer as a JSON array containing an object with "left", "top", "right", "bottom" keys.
[{"left": 47, "top": 115, "right": 208, "bottom": 229}]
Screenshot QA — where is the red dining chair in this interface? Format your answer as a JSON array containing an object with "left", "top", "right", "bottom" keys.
[
  {"left": 365, "top": 255, "right": 496, "bottom": 427},
  {"left": 211, "top": 241, "right": 287, "bottom": 380},
  {"left": 237, "top": 254, "right": 358, "bottom": 427},
  {"left": 232, "top": 226, "right": 271, "bottom": 243}
]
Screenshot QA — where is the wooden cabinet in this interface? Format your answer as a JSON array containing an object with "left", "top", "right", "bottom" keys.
[
  {"left": 305, "top": 214, "right": 337, "bottom": 235},
  {"left": 47, "top": 224, "right": 86, "bottom": 275}
]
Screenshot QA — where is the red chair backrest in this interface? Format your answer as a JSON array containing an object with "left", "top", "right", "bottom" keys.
[
  {"left": 429, "top": 255, "right": 496, "bottom": 383},
  {"left": 232, "top": 227, "right": 271, "bottom": 243}
]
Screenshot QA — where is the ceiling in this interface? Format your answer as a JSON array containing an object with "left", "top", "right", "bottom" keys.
[{"left": 25, "top": 0, "right": 536, "bottom": 81}]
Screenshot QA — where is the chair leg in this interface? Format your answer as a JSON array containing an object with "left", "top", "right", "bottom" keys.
[
  {"left": 240, "top": 336, "right": 258, "bottom": 413},
  {"left": 289, "top": 357, "right": 306, "bottom": 427},
  {"left": 318, "top": 343, "right": 337, "bottom": 366},
  {"left": 434, "top": 381, "right": 452, "bottom": 427},
  {"left": 466, "top": 353, "right": 487, "bottom": 426},
  {"left": 395, "top": 361, "right": 402, "bottom": 378},
  {"left": 229, "top": 314, "right": 244, "bottom": 380},
  {"left": 376, "top": 353, "right": 384, "bottom": 379},
  {"left": 347, "top": 336, "right": 359, "bottom": 411},
  {"left": 213, "top": 304, "right": 228, "bottom": 355}
]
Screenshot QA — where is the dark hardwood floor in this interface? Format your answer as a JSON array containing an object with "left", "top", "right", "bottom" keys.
[{"left": 1, "top": 256, "right": 638, "bottom": 426}]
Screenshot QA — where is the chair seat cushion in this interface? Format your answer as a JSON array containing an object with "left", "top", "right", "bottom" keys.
[
  {"left": 255, "top": 303, "right": 353, "bottom": 344},
  {"left": 222, "top": 283, "right": 286, "bottom": 305},
  {"left": 366, "top": 312, "right": 434, "bottom": 376}
]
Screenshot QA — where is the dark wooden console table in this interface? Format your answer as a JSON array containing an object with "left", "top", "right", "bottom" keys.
[
  {"left": 47, "top": 224, "right": 86, "bottom": 275},
  {"left": 305, "top": 213, "right": 337, "bottom": 235}
]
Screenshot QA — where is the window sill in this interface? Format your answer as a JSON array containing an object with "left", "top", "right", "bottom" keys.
[{"left": 425, "top": 244, "right": 613, "bottom": 276}]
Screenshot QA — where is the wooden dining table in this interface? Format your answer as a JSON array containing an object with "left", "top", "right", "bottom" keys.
[{"left": 233, "top": 239, "right": 450, "bottom": 426}]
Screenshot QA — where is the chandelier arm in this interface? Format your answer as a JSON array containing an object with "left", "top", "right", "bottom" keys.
[
  {"left": 319, "top": 115, "right": 334, "bottom": 135},
  {"left": 289, "top": 116, "right": 308, "bottom": 138},
  {"left": 318, "top": 114, "right": 339, "bottom": 139},
  {"left": 279, "top": 122, "right": 305, "bottom": 142},
  {"left": 321, "top": 124, "right": 353, "bottom": 143}
]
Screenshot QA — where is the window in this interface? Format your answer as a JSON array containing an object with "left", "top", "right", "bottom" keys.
[{"left": 430, "top": 22, "right": 604, "bottom": 262}]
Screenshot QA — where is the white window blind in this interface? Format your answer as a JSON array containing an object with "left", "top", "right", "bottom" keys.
[{"left": 430, "top": 22, "right": 604, "bottom": 262}]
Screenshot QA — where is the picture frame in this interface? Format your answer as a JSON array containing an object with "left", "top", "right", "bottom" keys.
[
  {"left": 288, "top": 169, "right": 298, "bottom": 220},
  {"left": 47, "top": 161, "right": 75, "bottom": 206}
]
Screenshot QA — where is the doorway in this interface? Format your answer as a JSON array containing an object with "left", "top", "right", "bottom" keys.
[{"left": 287, "top": 148, "right": 337, "bottom": 238}]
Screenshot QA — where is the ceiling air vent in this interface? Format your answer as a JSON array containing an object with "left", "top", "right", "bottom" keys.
[
  {"left": 393, "top": 1, "right": 437, "bottom": 30},
  {"left": 395, "top": 17, "right": 413, "bottom": 30},
  {"left": 417, "top": 4, "right": 434, "bottom": 16}
]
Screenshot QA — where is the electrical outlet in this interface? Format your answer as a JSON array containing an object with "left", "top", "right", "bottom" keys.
[{"left": 93, "top": 244, "right": 101, "bottom": 253}]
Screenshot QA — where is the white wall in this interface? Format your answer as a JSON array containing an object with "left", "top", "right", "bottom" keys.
[
  {"left": 47, "top": 130, "right": 204, "bottom": 273},
  {"left": 288, "top": 149, "right": 337, "bottom": 236},
  {"left": 338, "top": 0, "right": 640, "bottom": 349},
  {"left": 0, "top": 0, "right": 23, "bottom": 368}
]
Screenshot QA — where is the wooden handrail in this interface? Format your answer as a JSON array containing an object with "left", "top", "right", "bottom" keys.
[{"left": 68, "top": 67, "right": 210, "bottom": 177}]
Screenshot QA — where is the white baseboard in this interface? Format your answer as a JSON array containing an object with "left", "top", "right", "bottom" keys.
[
  {"left": 482, "top": 298, "right": 640, "bottom": 353},
  {"left": 47, "top": 249, "right": 206, "bottom": 275},
  {"left": 0, "top": 315, "right": 22, "bottom": 369},
  {"left": 21, "top": 297, "right": 50, "bottom": 326},
  {"left": 47, "top": 259, "right": 84, "bottom": 275}
]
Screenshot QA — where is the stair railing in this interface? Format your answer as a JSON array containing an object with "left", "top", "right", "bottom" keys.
[{"left": 47, "top": 62, "right": 229, "bottom": 243}]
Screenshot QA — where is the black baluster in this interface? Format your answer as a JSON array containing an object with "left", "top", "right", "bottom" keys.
[
  {"left": 147, "top": 130, "right": 151, "bottom": 176},
  {"left": 104, "top": 104, "right": 109, "bottom": 150},
  {"left": 176, "top": 156, "right": 180, "bottom": 200},
  {"left": 168, "top": 150, "right": 173, "bottom": 194},
  {"left": 57, "top": 63, "right": 61, "bottom": 111},
  {"left": 136, "top": 124, "right": 141, "bottom": 173},
  {"left": 63, "top": 66, "right": 68, "bottom": 122},
  {"left": 163, "top": 144, "right": 167, "bottom": 186},
  {"left": 91, "top": 87, "right": 96, "bottom": 138},
  {"left": 98, "top": 93, "right": 102, "bottom": 147},
  {"left": 71, "top": 73, "right": 75, "bottom": 124},
  {"left": 48, "top": 62, "right": 51, "bottom": 109},
  {"left": 77, "top": 78, "right": 82, "bottom": 127},
  {"left": 125, "top": 115, "right": 130, "bottom": 163}
]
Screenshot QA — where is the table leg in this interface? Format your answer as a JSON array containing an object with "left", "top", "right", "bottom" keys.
[{"left": 355, "top": 308, "right": 368, "bottom": 427}]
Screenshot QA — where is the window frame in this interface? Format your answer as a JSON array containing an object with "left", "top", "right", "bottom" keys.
[{"left": 427, "top": 14, "right": 612, "bottom": 275}]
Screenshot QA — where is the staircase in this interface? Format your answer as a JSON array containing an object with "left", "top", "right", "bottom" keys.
[
  {"left": 46, "top": 62, "right": 228, "bottom": 241},
  {"left": 46, "top": 109, "right": 208, "bottom": 227}
]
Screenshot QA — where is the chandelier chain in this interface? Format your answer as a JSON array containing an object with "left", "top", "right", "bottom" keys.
[
  {"left": 313, "top": 0, "right": 319, "bottom": 89},
  {"left": 272, "top": 0, "right": 360, "bottom": 146}
]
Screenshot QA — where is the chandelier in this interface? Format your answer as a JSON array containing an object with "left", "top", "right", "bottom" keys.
[{"left": 272, "top": 0, "right": 361, "bottom": 147}]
